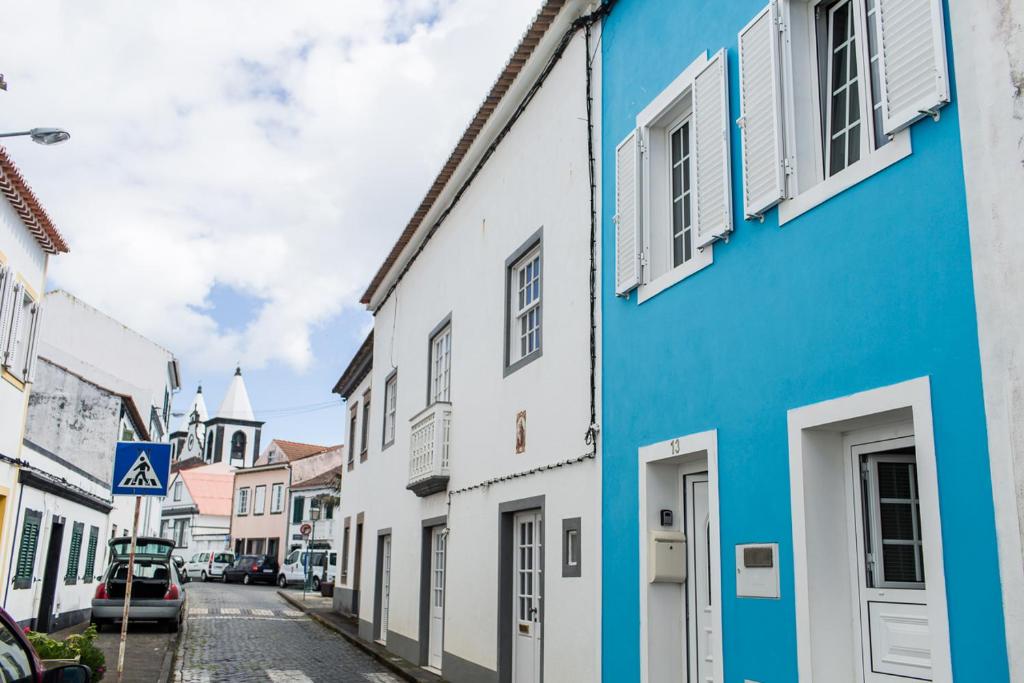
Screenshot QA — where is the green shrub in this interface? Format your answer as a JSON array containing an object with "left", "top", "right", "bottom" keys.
[{"left": 26, "top": 625, "right": 106, "bottom": 681}]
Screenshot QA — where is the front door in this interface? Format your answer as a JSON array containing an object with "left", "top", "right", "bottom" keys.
[
  {"left": 850, "top": 433, "right": 932, "bottom": 681},
  {"left": 428, "top": 526, "right": 446, "bottom": 670},
  {"left": 684, "top": 473, "right": 713, "bottom": 683},
  {"left": 36, "top": 518, "right": 65, "bottom": 633},
  {"left": 512, "top": 510, "right": 542, "bottom": 683},
  {"left": 379, "top": 535, "right": 392, "bottom": 645}
]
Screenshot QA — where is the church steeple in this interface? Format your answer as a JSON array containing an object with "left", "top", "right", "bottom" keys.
[{"left": 217, "top": 367, "right": 255, "bottom": 421}]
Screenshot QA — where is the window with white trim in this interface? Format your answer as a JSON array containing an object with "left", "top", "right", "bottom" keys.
[
  {"left": 737, "top": 0, "right": 950, "bottom": 223},
  {"left": 253, "top": 484, "right": 267, "bottom": 515},
  {"left": 429, "top": 323, "right": 451, "bottom": 404},
  {"left": 382, "top": 372, "right": 397, "bottom": 447},
  {"left": 237, "top": 487, "right": 250, "bottom": 516},
  {"left": 505, "top": 234, "right": 543, "bottom": 372},
  {"left": 615, "top": 50, "right": 732, "bottom": 302},
  {"left": 0, "top": 272, "right": 42, "bottom": 384},
  {"left": 271, "top": 483, "right": 284, "bottom": 513},
  {"left": 861, "top": 451, "right": 925, "bottom": 588},
  {"left": 173, "top": 481, "right": 182, "bottom": 502}
]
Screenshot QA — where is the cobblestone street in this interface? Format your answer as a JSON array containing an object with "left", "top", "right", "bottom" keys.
[{"left": 174, "top": 581, "right": 402, "bottom": 682}]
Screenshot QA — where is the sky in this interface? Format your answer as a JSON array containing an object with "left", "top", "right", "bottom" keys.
[{"left": 1, "top": 0, "right": 544, "bottom": 447}]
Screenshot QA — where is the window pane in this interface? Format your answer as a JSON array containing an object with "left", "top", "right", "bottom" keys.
[
  {"left": 880, "top": 503, "right": 916, "bottom": 540},
  {"left": 877, "top": 462, "right": 913, "bottom": 499},
  {"left": 882, "top": 543, "right": 919, "bottom": 583},
  {"left": 831, "top": 88, "right": 847, "bottom": 132}
]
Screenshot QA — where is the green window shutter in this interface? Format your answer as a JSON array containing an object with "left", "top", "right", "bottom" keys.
[
  {"left": 83, "top": 526, "right": 99, "bottom": 584},
  {"left": 292, "top": 496, "right": 304, "bottom": 524},
  {"left": 14, "top": 510, "right": 42, "bottom": 589},
  {"left": 65, "top": 522, "right": 84, "bottom": 585},
  {"left": 325, "top": 503, "right": 334, "bottom": 520}
]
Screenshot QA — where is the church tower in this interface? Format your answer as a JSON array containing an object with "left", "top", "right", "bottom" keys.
[
  {"left": 170, "top": 385, "right": 208, "bottom": 462},
  {"left": 205, "top": 366, "right": 264, "bottom": 468}
]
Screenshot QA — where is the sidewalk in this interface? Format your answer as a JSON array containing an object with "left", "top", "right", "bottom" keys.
[
  {"left": 277, "top": 589, "right": 444, "bottom": 683},
  {"left": 50, "top": 619, "right": 176, "bottom": 683}
]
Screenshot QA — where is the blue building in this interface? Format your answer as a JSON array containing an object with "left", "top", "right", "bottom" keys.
[{"left": 600, "top": 1, "right": 1010, "bottom": 681}]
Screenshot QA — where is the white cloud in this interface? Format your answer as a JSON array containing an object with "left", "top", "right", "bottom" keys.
[{"left": 1, "top": 0, "right": 542, "bottom": 372}]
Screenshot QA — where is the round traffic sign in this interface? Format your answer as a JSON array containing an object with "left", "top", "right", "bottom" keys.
[{"left": 299, "top": 523, "right": 312, "bottom": 536}]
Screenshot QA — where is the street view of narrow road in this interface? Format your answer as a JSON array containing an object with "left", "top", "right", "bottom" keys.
[{"left": 172, "top": 582, "right": 399, "bottom": 683}]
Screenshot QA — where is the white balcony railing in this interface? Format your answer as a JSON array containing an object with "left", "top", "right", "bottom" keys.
[{"left": 408, "top": 402, "right": 452, "bottom": 488}]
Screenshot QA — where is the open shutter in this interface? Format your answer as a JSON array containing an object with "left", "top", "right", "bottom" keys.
[
  {"left": 614, "top": 130, "right": 642, "bottom": 295},
  {"left": 693, "top": 49, "right": 733, "bottom": 248},
  {"left": 0, "top": 265, "right": 13, "bottom": 356},
  {"left": 22, "top": 302, "right": 42, "bottom": 383},
  {"left": 2, "top": 283, "right": 25, "bottom": 368},
  {"left": 13, "top": 509, "right": 42, "bottom": 590},
  {"left": 738, "top": 3, "right": 787, "bottom": 219},
  {"left": 877, "top": 0, "right": 950, "bottom": 135}
]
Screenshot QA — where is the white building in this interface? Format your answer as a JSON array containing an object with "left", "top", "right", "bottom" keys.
[
  {"left": 0, "top": 146, "right": 69, "bottom": 596},
  {"left": 36, "top": 290, "right": 181, "bottom": 538},
  {"left": 7, "top": 357, "right": 149, "bottom": 631},
  {"left": 287, "top": 464, "right": 341, "bottom": 553},
  {"left": 330, "top": 1, "right": 602, "bottom": 679},
  {"left": 161, "top": 462, "right": 232, "bottom": 555}
]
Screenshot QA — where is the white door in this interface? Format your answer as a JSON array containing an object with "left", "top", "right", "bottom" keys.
[
  {"left": 512, "top": 510, "right": 542, "bottom": 683},
  {"left": 428, "top": 526, "right": 446, "bottom": 670},
  {"left": 380, "top": 535, "right": 392, "bottom": 645},
  {"left": 850, "top": 435, "right": 932, "bottom": 681},
  {"left": 684, "top": 473, "right": 714, "bottom": 683}
]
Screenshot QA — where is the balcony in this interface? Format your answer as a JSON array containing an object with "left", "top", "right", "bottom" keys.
[{"left": 407, "top": 402, "right": 452, "bottom": 497}]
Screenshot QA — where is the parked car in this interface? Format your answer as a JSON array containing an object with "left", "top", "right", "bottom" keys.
[
  {"left": 90, "top": 536, "right": 187, "bottom": 633},
  {"left": 222, "top": 554, "right": 279, "bottom": 585},
  {"left": 277, "top": 549, "right": 332, "bottom": 589},
  {"left": 172, "top": 554, "right": 188, "bottom": 580},
  {"left": 185, "top": 551, "right": 235, "bottom": 582},
  {"left": 0, "top": 605, "right": 91, "bottom": 682}
]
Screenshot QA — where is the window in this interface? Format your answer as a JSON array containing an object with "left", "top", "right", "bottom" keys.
[
  {"left": 0, "top": 273, "right": 43, "bottom": 383},
  {"left": 382, "top": 371, "right": 398, "bottom": 448},
  {"left": 271, "top": 483, "right": 284, "bottom": 513},
  {"left": 341, "top": 521, "right": 351, "bottom": 584},
  {"left": 505, "top": 231, "right": 543, "bottom": 373},
  {"left": 360, "top": 390, "right": 371, "bottom": 458},
  {"left": 254, "top": 485, "right": 267, "bottom": 515},
  {"left": 429, "top": 321, "right": 452, "bottom": 403},
  {"left": 64, "top": 522, "right": 84, "bottom": 585},
  {"left": 737, "top": 0, "right": 950, "bottom": 223},
  {"left": 174, "top": 519, "right": 187, "bottom": 547},
  {"left": 83, "top": 526, "right": 99, "bottom": 583},
  {"left": 205, "top": 431, "right": 215, "bottom": 462},
  {"left": 325, "top": 501, "right": 334, "bottom": 520},
  {"left": 173, "top": 480, "right": 182, "bottom": 502},
  {"left": 0, "top": 619, "right": 32, "bottom": 680},
  {"left": 861, "top": 453, "right": 924, "bottom": 588},
  {"left": 13, "top": 510, "right": 41, "bottom": 589},
  {"left": 562, "top": 517, "right": 582, "bottom": 578},
  {"left": 237, "top": 487, "right": 250, "bottom": 516},
  {"left": 615, "top": 50, "right": 730, "bottom": 302},
  {"left": 292, "top": 495, "right": 305, "bottom": 524},
  {"left": 230, "top": 431, "right": 247, "bottom": 462},
  {"left": 310, "top": 497, "right": 321, "bottom": 520},
  {"left": 348, "top": 406, "right": 358, "bottom": 468}
]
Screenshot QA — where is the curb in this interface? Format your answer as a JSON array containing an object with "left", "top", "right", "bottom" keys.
[
  {"left": 158, "top": 624, "right": 182, "bottom": 683},
  {"left": 168, "top": 601, "right": 190, "bottom": 683},
  {"left": 276, "top": 590, "right": 427, "bottom": 682}
]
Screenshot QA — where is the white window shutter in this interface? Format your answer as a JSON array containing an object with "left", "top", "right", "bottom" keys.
[
  {"left": 738, "top": 3, "right": 786, "bottom": 219},
  {"left": 693, "top": 49, "right": 733, "bottom": 248},
  {"left": 0, "top": 266, "right": 12, "bottom": 358},
  {"left": 22, "top": 303, "right": 42, "bottom": 383},
  {"left": 877, "top": 0, "right": 950, "bottom": 135},
  {"left": 614, "top": 129, "right": 642, "bottom": 295},
  {"left": 3, "top": 283, "right": 25, "bottom": 368}
]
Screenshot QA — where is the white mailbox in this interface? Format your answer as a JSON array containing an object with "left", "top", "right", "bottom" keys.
[
  {"left": 735, "top": 543, "right": 779, "bottom": 598},
  {"left": 648, "top": 531, "right": 686, "bottom": 583}
]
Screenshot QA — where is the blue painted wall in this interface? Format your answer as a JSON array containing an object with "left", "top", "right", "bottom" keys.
[{"left": 599, "top": 1, "right": 1009, "bottom": 681}]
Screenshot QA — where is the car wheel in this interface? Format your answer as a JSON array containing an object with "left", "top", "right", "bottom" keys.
[
  {"left": 242, "top": 574, "right": 251, "bottom": 585},
  {"left": 277, "top": 574, "right": 287, "bottom": 588},
  {"left": 222, "top": 572, "right": 229, "bottom": 583},
  {"left": 312, "top": 576, "right": 321, "bottom": 591},
  {"left": 201, "top": 571, "right": 207, "bottom": 582}
]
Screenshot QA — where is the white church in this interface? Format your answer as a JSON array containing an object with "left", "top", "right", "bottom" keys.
[{"left": 169, "top": 366, "right": 264, "bottom": 469}]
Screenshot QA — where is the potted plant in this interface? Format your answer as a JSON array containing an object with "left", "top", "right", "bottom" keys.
[{"left": 26, "top": 625, "right": 106, "bottom": 681}]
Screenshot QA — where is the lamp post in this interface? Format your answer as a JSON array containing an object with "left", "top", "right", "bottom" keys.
[
  {"left": 304, "top": 505, "right": 321, "bottom": 599},
  {"left": 0, "top": 127, "right": 70, "bottom": 145}
]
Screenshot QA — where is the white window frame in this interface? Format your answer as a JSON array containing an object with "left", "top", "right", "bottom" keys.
[
  {"left": 504, "top": 230, "right": 544, "bottom": 374},
  {"left": 382, "top": 371, "right": 398, "bottom": 448},
  {"left": 860, "top": 451, "right": 925, "bottom": 589},
  {"left": 1, "top": 280, "right": 41, "bottom": 383},
  {"left": 635, "top": 53, "right": 715, "bottom": 304},
  {"left": 775, "top": 0, "right": 912, "bottom": 225},
  {"left": 237, "top": 487, "right": 250, "bottom": 516},
  {"left": 428, "top": 321, "right": 452, "bottom": 404},
  {"left": 253, "top": 484, "right": 267, "bottom": 515},
  {"left": 173, "top": 481, "right": 182, "bottom": 502},
  {"left": 173, "top": 519, "right": 187, "bottom": 548},
  {"left": 270, "top": 483, "right": 284, "bottom": 514}
]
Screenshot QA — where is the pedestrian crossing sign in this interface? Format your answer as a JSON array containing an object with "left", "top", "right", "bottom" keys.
[{"left": 111, "top": 442, "right": 171, "bottom": 496}]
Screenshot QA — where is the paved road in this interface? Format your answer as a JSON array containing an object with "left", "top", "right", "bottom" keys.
[{"left": 174, "top": 581, "right": 401, "bottom": 683}]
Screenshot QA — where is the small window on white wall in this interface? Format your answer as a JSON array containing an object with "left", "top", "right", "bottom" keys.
[
  {"left": 504, "top": 230, "right": 543, "bottom": 374},
  {"left": 429, "top": 322, "right": 452, "bottom": 403},
  {"left": 382, "top": 372, "right": 398, "bottom": 447},
  {"left": 0, "top": 275, "right": 42, "bottom": 384}
]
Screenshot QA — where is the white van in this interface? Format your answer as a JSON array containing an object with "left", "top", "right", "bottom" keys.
[
  {"left": 277, "top": 549, "right": 333, "bottom": 589},
  {"left": 184, "top": 550, "right": 235, "bottom": 582}
]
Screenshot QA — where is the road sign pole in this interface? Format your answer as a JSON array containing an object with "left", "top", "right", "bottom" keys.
[{"left": 116, "top": 495, "right": 141, "bottom": 683}]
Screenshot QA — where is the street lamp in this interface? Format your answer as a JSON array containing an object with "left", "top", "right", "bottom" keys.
[
  {"left": 0, "top": 127, "right": 70, "bottom": 145},
  {"left": 304, "top": 505, "right": 322, "bottom": 599}
]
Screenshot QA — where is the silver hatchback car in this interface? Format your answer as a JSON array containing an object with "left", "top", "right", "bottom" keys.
[{"left": 90, "top": 536, "right": 187, "bottom": 632}]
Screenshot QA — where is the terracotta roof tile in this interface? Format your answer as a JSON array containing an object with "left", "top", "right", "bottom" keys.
[
  {"left": 0, "top": 146, "right": 69, "bottom": 254},
  {"left": 291, "top": 464, "right": 344, "bottom": 491}
]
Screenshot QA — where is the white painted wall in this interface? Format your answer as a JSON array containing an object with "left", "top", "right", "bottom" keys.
[
  {"left": 948, "top": 3, "right": 1024, "bottom": 679},
  {"left": 334, "top": 12, "right": 601, "bottom": 679}
]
